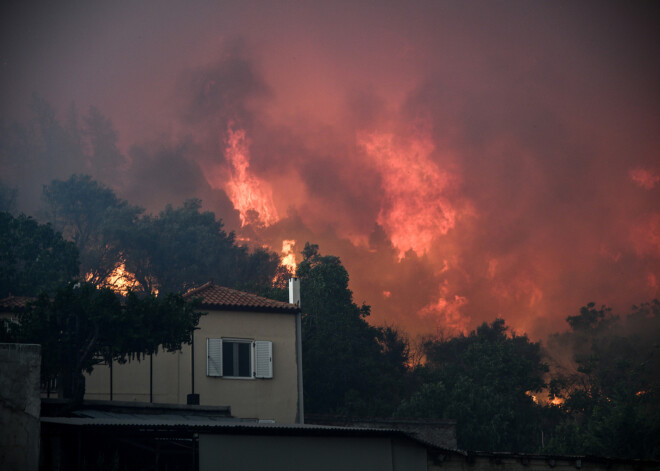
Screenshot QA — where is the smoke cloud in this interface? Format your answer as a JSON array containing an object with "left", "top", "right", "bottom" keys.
[{"left": 2, "top": 0, "right": 658, "bottom": 338}]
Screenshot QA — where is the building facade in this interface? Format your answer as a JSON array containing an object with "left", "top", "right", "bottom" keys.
[{"left": 84, "top": 281, "right": 303, "bottom": 423}]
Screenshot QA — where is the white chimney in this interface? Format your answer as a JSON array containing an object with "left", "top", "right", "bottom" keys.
[{"left": 289, "top": 277, "right": 301, "bottom": 308}]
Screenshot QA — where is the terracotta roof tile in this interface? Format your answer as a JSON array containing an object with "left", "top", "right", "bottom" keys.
[
  {"left": 183, "top": 282, "right": 299, "bottom": 314},
  {"left": 0, "top": 295, "right": 34, "bottom": 311}
]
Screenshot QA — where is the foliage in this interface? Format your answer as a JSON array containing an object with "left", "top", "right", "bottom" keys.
[
  {"left": 39, "top": 174, "right": 285, "bottom": 295},
  {"left": 297, "top": 243, "right": 411, "bottom": 416},
  {"left": 10, "top": 282, "right": 202, "bottom": 403},
  {"left": 42, "top": 174, "right": 143, "bottom": 285},
  {"left": 0, "top": 211, "right": 79, "bottom": 297},
  {"left": 121, "top": 198, "right": 282, "bottom": 294},
  {"left": 544, "top": 301, "right": 660, "bottom": 459},
  {"left": 396, "top": 319, "right": 548, "bottom": 452}
]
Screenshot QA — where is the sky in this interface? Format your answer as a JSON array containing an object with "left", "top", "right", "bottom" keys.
[{"left": 2, "top": 0, "right": 659, "bottom": 339}]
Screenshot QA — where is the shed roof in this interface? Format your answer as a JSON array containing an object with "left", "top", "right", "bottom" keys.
[
  {"left": 183, "top": 282, "right": 299, "bottom": 314},
  {"left": 0, "top": 295, "right": 32, "bottom": 311},
  {"left": 40, "top": 416, "right": 438, "bottom": 447}
]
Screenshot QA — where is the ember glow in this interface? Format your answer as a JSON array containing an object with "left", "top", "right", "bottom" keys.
[
  {"left": 91, "top": 263, "right": 141, "bottom": 296},
  {"left": 2, "top": 1, "right": 659, "bottom": 339}
]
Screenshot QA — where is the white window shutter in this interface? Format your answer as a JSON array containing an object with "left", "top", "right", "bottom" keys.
[
  {"left": 207, "top": 338, "right": 223, "bottom": 377},
  {"left": 254, "top": 341, "right": 273, "bottom": 379}
]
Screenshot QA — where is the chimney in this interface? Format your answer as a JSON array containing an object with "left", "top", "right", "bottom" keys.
[{"left": 289, "top": 277, "right": 300, "bottom": 308}]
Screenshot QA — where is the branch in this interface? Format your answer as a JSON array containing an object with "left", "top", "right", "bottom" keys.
[{"left": 76, "top": 325, "right": 99, "bottom": 372}]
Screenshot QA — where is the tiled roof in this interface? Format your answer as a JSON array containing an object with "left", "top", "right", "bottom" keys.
[
  {"left": 183, "top": 282, "right": 299, "bottom": 314},
  {"left": 0, "top": 295, "right": 34, "bottom": 311}
]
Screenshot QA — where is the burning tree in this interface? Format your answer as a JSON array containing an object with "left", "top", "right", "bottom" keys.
[
  {"left": 42, "top": 174, "right": 142, "bottom": 286},
  {"left": 396, "top": 319, "right": 549, "bottom": 452},
  {"left": 544, "top": 301, "right": 660, "bottom": 459},
  {"left": 41, "top": 175, "right": 284, "bottom": 295}
]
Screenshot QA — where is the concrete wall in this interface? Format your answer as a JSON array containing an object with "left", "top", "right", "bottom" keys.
[
  {"left": 0, "top": 343, "right": 41, "bottom": 471},
  {"left": 307, "top": 415, "right": 457, "bottom": 449},
  {"left": 427, "top": 452, "right": 659, "bottom": 471},
  {"left": 199, "top": 434, "right": 427, "bottom": 471},
  {"left": 85, "top": 309, "right": 301, "bottom": 423}
]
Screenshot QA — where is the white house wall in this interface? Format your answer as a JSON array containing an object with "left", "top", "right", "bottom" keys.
[{"left": 84, "top": 308, "right": 300, "bottom": 423}]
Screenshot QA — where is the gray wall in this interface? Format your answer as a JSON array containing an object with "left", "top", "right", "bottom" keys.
[
  {"left": 427, "top": 452, "right": 659, "bottom": 471},
  {"left": 199, "top": 433, "right": 427, "bottom": 471},
  {"left": 0, "top": 343, "right": 41, "bottom": 471}
]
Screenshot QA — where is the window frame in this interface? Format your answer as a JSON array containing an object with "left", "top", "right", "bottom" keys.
[{"left": 206, "top": 337, "right": 273, "bottom": 380}]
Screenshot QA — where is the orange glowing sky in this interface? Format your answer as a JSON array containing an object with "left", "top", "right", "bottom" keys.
[{"left": 2, "top": 0, "right": 659, "bottom": 338}]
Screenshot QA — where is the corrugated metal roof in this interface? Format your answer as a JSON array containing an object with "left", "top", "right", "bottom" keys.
[
  {"left": 41, "top": 416, "right": 414, "bottom": 438},
  {"left": 184, "top": 282, "right": 299, "bottom": 313},
  {"left": 41, "top": 417, "right": 658, "bottom": 467}
]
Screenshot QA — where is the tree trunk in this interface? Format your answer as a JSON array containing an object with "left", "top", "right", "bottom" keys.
[{"left": 59, "top": 370, "right": 86, "bottom": 405}]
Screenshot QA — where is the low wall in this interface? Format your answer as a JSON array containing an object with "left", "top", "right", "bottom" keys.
[
  {"left": 0, "top": 343, "right": 41, "bottom": 471},
  {"left": 428, "top": 450, "right": 659, "bottom": 471}
]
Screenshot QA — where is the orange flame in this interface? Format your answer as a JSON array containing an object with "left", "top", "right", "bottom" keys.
[
  {"left": 526, "top": 391, "right": 539, "bottom": 404},
  {"left": 359, "top": 131, "right": 457, "bottom": 258},
  {"left": 549, "top": 396, "right": 565, "bottom": 406},
  {"left": 224, "top": 125, "right": 279, "bottom": 228},
  {"left": 280, "top": 239, "right": 297, "bottom": 273},
  {"left": 418, "top": 293, "right": 470, "bottom": 335},
  {"left": 89, "top": 262, "right": 141, "bottom": 296}
]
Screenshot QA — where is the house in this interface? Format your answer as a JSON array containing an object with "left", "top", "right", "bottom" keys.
[{"left": 84, "top": 279, "right": 304, "bottom": 424}]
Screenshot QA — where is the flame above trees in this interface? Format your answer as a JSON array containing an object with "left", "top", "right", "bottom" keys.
[
  {"left": 280, "top": 239, "right": 297, "bottom": 274},
  {"left": 224, "top": 125, "right": 279, "bottom": 228},
  {"left": 359, "top": 131, "right": 458, "bottom": 258}
]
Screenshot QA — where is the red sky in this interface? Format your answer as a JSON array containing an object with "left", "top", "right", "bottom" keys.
[{"left": 2, "top": 0, "right": 659, "bottom": 339}]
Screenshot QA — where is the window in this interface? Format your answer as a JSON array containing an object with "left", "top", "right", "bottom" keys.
[
  {"left": 207, "top": 338, "right": 272, "bottom": 379},
  {"left": 223, "top": 340, "right": 251, "bottom": 377}
]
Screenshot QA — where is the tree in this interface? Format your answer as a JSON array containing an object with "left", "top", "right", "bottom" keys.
[
  {"left": 0, "top": 212, "right": 79, "bottom": 297},
  {"left": 298, "top": 243, "right": 410, "bottom": 416},
  {"left": 121, "top": 198, "right": 283, "bottom": 294},
  {"left": 39, "top": 177, "right": 284, "bottom": 295},
  {"left": 12, "top": 282, "right": 202, "bottom": 403},
  {"left": 545, "top": 301, "right": 660, "bottom": 459},
  {"left": 41, "top": 174, "right": 142, "bottom": 285},
  {"left": 122, "top": 199, "right": 238, "bottom": 293},
  {"left": 396, "top": 319, "right": 548, "bottom": 452}
]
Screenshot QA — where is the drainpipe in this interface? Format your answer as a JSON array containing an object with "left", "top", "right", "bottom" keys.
[{"left": 289, "top": 278, "right": 304, "bottom": 423}]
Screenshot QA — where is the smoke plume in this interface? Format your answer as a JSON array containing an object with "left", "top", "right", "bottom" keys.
[{"left": 2, "top": 0, "right": 658, "bottom": 338}]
